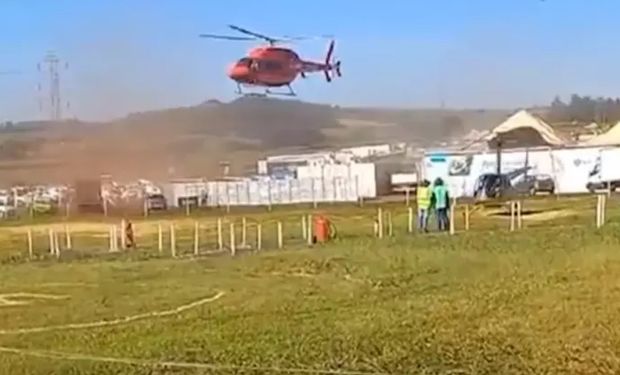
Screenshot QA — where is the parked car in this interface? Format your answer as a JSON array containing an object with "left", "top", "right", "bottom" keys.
[
  {"left": 586, "top": 180, "right": 620, "bottom": 193},
  {"left": 474, "top": 173, "right": 554, "bottom": 199},
  {"left": 0, "top": 204, "right": 15, "bottom": 218},
  {"left": 531, "top": 174, "right": 555, "bottom": 194},
  {"left": 32, "top": 199, "right": 53, "bottom": 214},
  {"left": 146, "top": 194, "right": 167, "bottom": 211},
  {"left": 514, "top": 174, "right": 555, "bottom": 195}
]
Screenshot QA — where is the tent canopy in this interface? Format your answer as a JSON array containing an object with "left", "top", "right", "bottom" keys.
[
  {"left": 585, "top": 122, "right": 599, "bottom": 131},
  {"left": 581, "top": 121, "right": 620, "bottom": 146},
  {"left": 486, "top": 110, "right": 566, "bottom": 148}
]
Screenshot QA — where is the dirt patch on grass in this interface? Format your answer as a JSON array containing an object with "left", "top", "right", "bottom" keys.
[
  {"left": 524, "top": 209, "right": 577, "bottom": 221},
  {"left": 481, "top": 208, "right": 577, "bottom": 222}
]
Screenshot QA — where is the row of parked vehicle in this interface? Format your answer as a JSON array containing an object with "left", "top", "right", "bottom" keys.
[
  {"left": 0, "top": 185, "right": 68, "bottom": 217},
  {"left": 473, "top": 173, "right": 555, "bottom": 199},
  {"left": 473, "top": 172, "right": 620, "bottom": 199}
]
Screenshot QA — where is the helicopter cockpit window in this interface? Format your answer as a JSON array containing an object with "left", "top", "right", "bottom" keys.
[{"left": 237, "top": 58, "right": 252, "bottom": 68}]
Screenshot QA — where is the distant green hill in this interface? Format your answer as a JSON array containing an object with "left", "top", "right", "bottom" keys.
[{"left": 0, "top": 99, "right": 511, "bottom": 184}]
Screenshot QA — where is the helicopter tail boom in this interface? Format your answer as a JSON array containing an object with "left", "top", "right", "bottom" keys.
[{"left": 299, "top": 40, "right": 341, "bottom": 82}]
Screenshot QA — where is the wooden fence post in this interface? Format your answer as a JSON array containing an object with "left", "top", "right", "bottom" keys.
[
  {"left": 596, "top": 194, "right": 607, "bottom": 228},
  {"left": 241, "top": 217, "right": 247, "bottom": 247},
  {"left": 229, "top": 223, "right": 236, "bottom": 256},
  {"left": 386, "top": 211, "right": 393, "bottom": 237},
  {"left": 65, "top": 225, "right": 72, "bottom": 250},
  {"left": 170, "top": 224, "right": 176, "bottom": 258},
  {"left": 311, "top": 178, "right": 318, "bottom": 209},
  {"left": 302, "top": 215, "right": 307, "bottom": 240},
  {"left": 27, "top": 228, "right": 33, "bottom": 259},
  {"left": 277, "top": 221, "right": 283, "bottom": 249},
  {"left": 256, "top": 223, "right": 262, "bottom": 251},
  {"left": 596, "top": 194, "right": 601, "bottom": 228},
  {"left": 48, "top": 229, "right": 54, "bottom": 255},
  {"left": 143, "top": 196, "right": 149, "bottom": 218},
  {"left": 226, "top": 187, "right": 231, "bottom": 214},
  {"left": 217, "top": 218, "right": 223, "bottom": 250},
  {"left": 408, "top": 207, "right": 414, "bottom": 233},
  {"left": 53, "top": 230, "right": 60, "bottom": 258},
  {"left": 465, "top": 204, "right": 471, "bottom": 231},
  {"left": 193, "top": 221, "right": 199, "bottom": 256},
  {"left": 517, "top": 201, "right": 523, "bottom": 229},
  {"left": 449, "top": 200, "right": 456, "bottom": 235},
  {"left": 109, "top": 226, "right": 116, "bottom": 252},
  {"left": 307, "top": 214, "right": 313, "bottom": 245},
  {"left": 157, "top": 223, "right": 163, "bottom": 254},
  {"left": 377, "top": 208, "right": 384, "bottom": 239},
  {"left": 120, "top": 219, "right": 127, "bottom": 249}
]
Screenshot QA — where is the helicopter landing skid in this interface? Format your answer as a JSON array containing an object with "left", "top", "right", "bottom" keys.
[
  {"left": 265, "top": 85, "right": 296, "bottom": 97},
  {"left": 235, "top": 84, "right": 296, "bottom": 97}
]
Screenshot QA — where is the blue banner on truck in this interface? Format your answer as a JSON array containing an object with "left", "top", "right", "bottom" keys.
[{"left": 428, "top": 154, "right": 447, "bottom": 163}]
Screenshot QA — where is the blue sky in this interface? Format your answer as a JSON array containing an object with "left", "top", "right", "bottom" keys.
[{"left": 1, "top": 0, "right": 620, "bottom": 121}]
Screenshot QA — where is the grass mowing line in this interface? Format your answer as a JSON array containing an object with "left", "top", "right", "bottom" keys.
[
  {"left": 0, "top": 346, "right": 388, "bottom": 375},
  {"left": 0, "top": 291, "right": 225, "bottom": 335},
  {"left": 271, "top": 272, "right": 367, "bottom": 284},
  {"left": 0, "top": 293, "right": 69, "bottom": 307},
  {"left": 36, "top": 282, "right": 95, "bottom": 287},
  {"left": 269, "top": 271, "right": 322, "bottom": 278}
]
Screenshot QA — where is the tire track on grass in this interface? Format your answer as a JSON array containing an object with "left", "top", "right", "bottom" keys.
[
  {"left": 0, "top": 291, "right": 225, "bottom": 335},
  {"left": 0, "top": 346, "right": 388, "bottom": 375}
]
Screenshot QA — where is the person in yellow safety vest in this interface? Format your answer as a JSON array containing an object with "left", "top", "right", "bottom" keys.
[{"left": 416, "top": 180, "right": 432, "bottom": 232}]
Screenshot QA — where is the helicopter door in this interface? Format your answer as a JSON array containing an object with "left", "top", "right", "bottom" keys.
[{"left": 257, "top": 60, "right": 283, "bottom": 72}]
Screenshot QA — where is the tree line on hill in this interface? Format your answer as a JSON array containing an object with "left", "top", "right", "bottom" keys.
[{"left": 547, "top": 94, "right": 620, "bottom": 125}]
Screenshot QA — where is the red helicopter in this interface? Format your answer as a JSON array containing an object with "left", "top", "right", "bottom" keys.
[{"left": 199, "top": 25, "right": 341, "bottom": 96}]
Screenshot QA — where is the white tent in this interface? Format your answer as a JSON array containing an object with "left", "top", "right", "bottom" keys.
[
  {"left": 581, "top": 121, "right": 620, "bottom": 146},
  {"left": 486, "top": 110, "right": 565, "bottom": 147},
  {"left": 585, "top": 122, "right": 599, "bottom": 131}
]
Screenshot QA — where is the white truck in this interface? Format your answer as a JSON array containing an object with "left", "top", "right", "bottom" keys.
[
  {"left": 390, "top": 173, "right": 418, "bottom": 193},
  {"left": 586, "top": 148, "right": 620, "bottom": 192}
]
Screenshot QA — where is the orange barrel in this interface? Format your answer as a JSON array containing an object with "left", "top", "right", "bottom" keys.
[{"left": 313, "top": 215, "right": 330, "bottom": 243}]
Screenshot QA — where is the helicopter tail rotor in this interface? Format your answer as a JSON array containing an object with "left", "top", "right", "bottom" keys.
[
  {"left": 324, "top": 40, "right": 341, "bottom": 81},
  {"left": 325, "top": 40, "right": 335, "bottom": 66}
]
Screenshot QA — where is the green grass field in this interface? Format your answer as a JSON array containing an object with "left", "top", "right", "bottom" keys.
[{"left": 0, "top": 196, "right": 620, "bottom": 374}]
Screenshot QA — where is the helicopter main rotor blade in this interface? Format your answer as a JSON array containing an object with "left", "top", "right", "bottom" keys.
[
  {"left": 203, "top": 25, "right": 335, "bottom": 45},
  {"left": 281, "top": 34, "right": 335, "bottom": 41},
  {"left": 228, "top": 25, "right": 279, "bottom": 44},
  {"left": 199, "top": 34, "right": 256, "bottom": 41}
]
